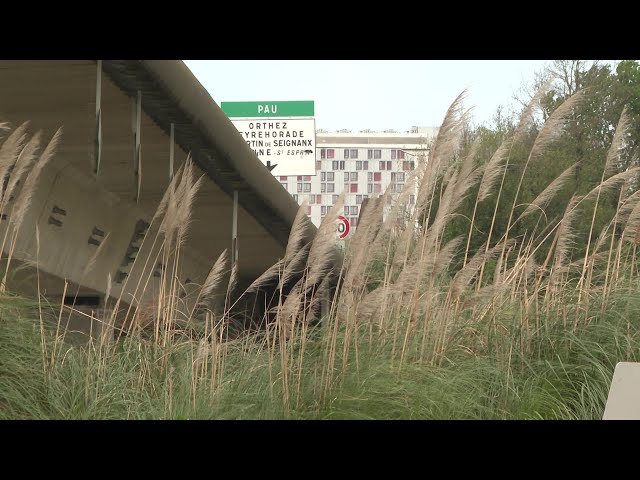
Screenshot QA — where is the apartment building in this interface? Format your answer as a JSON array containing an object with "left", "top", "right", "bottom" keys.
[{"left": 277, "top": 127, "right": 438, "bottom": 229}]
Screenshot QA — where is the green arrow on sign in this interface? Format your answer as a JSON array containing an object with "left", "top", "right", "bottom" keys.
[{"left": 221, "top": 101, "right": 314, "bottom": 118}]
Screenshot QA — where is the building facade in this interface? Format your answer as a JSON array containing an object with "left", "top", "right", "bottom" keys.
[{"left": 277, "top": 127, "right": 438, "bottom": 229}]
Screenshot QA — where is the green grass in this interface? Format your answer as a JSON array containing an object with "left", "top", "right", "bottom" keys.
[{"left": 1, "top": 280, "right": 637, "bottom": 420}]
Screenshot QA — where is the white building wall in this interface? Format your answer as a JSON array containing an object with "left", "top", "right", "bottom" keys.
[{"left": 276, "top": 129, "right": 438, "bottom": 230}]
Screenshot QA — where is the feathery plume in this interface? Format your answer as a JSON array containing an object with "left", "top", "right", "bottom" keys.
[
  {"left": 519, "top": 163, "right": 578, "bottom": 220},
  {"left": 604, "top": 105, "right": 631, "bottom": 177},
  {"left": 153, "top": 161, "right": 186, "bottom": 223},
  {"left": 513, "top": 76, "right": 554, "bottom": 144},
  {"left": 0, "top": 121, "right": 30, "bottom": 182},
  {"left": 583, "top": 167, "right": 640, "bottom": 202},
  {"left": 433, "top": 236, "right": 464, "bottom": 275},
  {"left": 10, "top": 127, "right": 62, "bottom": 234},
  {"left": 4, "top": 131, "right": 42, "bottom": 204},
  {"left": 200, "top": 249, "right": 229, "bottom": 305},
  {"left": 477, "top": 138, "right": 512, "bottom": 203},
  {"left": 83, "top": 232, "right": 111, "bottom": 277},
  {"left": 529, "top": 89, "right": 586, "bottom": 160},
  {"left": 246, "top": 259, "right": 285, "bottom": 293},
  {"left": 449, "top": 239, "right": 515, "bottom": 298},
  {"left": 554, "top": 195, "right": 583, "bottom": 267},
  {"left": 226, "top": 260, "right": 239, "bottom": 301},
  {"left": 285, "top": 199, "right": 312, "bottom": 263}
]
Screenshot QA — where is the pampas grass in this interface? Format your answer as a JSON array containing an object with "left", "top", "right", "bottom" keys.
[{"left": 3, "top": 83, "right": 640, "bottom": 420}]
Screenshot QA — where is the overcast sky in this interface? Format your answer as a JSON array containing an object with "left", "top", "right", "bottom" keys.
[{"left": 183, "top": 60, "right": 561, "bottom": 131}]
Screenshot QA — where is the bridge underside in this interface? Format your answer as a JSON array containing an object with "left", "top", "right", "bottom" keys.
[{"left": 0, "top": 60, "right": 303, "bottom": 337}]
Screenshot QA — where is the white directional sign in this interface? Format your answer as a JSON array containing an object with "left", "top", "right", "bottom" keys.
[
  {"left": 221, "top": 101, "right": 316, "bottom": 176},
  {"left": 229, "top": 118, "right": 315, "bottom": 176}
]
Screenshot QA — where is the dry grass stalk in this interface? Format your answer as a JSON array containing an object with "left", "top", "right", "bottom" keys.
[
  {"left": 605, "top": 105, "right": 631, "bottom": 178},
  {"left": 519, "top": 162, "right": 578, "bottom": 220},
  {"left": 83, "top": 232, "right": 111, "bottom": 277},
  {"left": 529, "top": 90, "right": 586, "bottom": 160},
  {"left": 0, "top": 121, "right": 30, "bottom": 188}
]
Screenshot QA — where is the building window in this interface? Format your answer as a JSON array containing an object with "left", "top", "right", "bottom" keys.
[
  {"left": 321, "top": 172, "right": 326, "bottom": 181},
  {"left": 316, "top": 161, "right": 322, "bottom": 170},
  {"left": 305, "top": 206, "right": 311, "bottom": 216},
  {"left": 396, "top": 172, "right": 405, "bottom": 182},
  {"left": 321, "top": 148, "right": 335, "bottom": 159},
  {"left": 363, "top": 161, "right": 369, "bottom": 170},
  {"left": 356, "top": 161, "right": 362, "bottom": 170},
  {"left": 327, "top": 172, "right": 335, "bottom": 181},
  {"left": 281, "top": 183, "right": 287, "bottom": 190},
  {"left": 410, "top": 194, "right": 416, "bottom": 205},
  {"left": 395, "top": 184, "right": 404, "bottom": 193},
  {"left": 374, "top": 172, "right": 382, "bottom": 182},
  {"left": 304, "top": 175, "right": 311, "bottom": 181},
  {"left": 403, "top": 161, "right": 415, "bottom": 171},
  {"left": 344, "top": 172, "right": 350, "bottom": 182},
  {"left": 350, "top": 183, "right": 358, "bottom": 193},
  {"left": 293, "top": 194, "right": 298, "bottom": 201},
  {"left": 391, "top": 149, "right": 405, "bottom": 160},
  {"left": 387, "top": 161, "right": 392, "bottom": 170},
  {"left": 368, "top": 183, "right": 373, "bottom": 193},
  {"left": 351, "top": 217, "right": 358, "bottom": 227},
  {"left": 332, "top": 161, "right": 346, "bottom": 170},
  {"left": 367, "top": 149, "right": 382, "bottom": 160},
  {"left": 304, "top": 183, "right": 311, "bottom": 192},
  {"left": 321, "top": 183, "right": 326, "bottom": 192},
  {"left": 321, "top": 206, "right": 327, "bottom": 216},
  {"left": 280, "top": 176, "right": 287, "bottom": 181},
  {"left": 327, "top": 183, "right": 335, "bottom": 193},
  {"left": 344, "top": 149, "right": 350, "bottom": 159},
  {"left": 344, "top": 206, "right": 350, "bottom": 216},
  {"left": 379, "top": 161, "right": 385, "bottom": 171},
  {"left": 332, "top": 194, "right": 339, "bottom": 204},
  {"left": 350, "top": 206, "right": 358, "bottom": 216},
  {"left": 297, "top": 176, "right": 303, "bottom": 181},
  {"left": 356, "top": 195, "right": 363, "bottom": 204},
  {"left": 350, "top": 172, "right": 358, "bottom": 181},
  {"left": 297, "top": 183, "right": 303, "bottom": 192},
  {"left": 350, "top": 149, "right": 358, "bottom": 159},
  {"left": 374, "top": 184, "right": 382, "bottom": 193},
  {"left": 368, "top": 172, "right": 373, "bottom": 182}
]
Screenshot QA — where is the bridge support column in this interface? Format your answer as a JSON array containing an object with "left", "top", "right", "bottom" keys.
[
  {"left": 132, "top": 90, "right": 142, "bottom": 202},
  {"left": 169, "top": 122, "right": 175, "bottom": 180},
  {"left": 232, "top": 190, "right": 238, "bottom": 267},
  {"left": 94, "top": 60, "right": 102, "bottom": 175}
]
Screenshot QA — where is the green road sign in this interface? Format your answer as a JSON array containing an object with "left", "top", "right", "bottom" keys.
[{"left": 221, "top": 101, "right": 314, "bottom": 118}]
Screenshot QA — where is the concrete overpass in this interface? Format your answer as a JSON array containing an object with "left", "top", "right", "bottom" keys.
[{"left": 0, "top": 60, "right": 314, "bottom": 332}]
